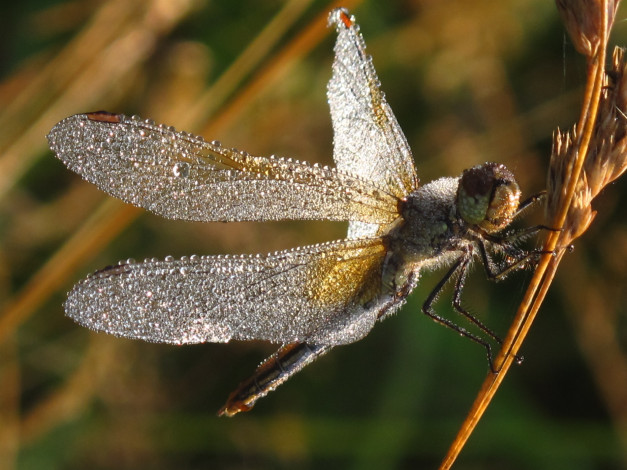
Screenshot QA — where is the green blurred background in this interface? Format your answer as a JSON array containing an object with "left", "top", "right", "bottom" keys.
[{"left": 1, "top": 0, "right": 626, "bottom": 468}]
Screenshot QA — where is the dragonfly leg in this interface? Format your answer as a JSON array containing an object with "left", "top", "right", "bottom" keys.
[
  {"left": 451, "top": 256, "right": 502, "bottom": 344},
  {"left": 513, "top": 190, "right": 546, "bottom": 217},
  {"left": 218, "top": 342, "right": 331, "bottom": 417},
  {"left": 476, "top": 238, "right": 549, "bottom": 281},
  {"left": 449, "top": 253, "right": 527, "bottom": 369},
  {"left": 421, "top": 255, "right": 499, "bottom": 372}
]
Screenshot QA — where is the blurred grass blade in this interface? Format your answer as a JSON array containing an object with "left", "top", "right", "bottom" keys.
[{"left": 0, "top": 0, "right": 197, "bottom": 200}]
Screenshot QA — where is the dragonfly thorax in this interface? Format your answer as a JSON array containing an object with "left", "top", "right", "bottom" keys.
[
  {"left": 382, "top": 162, "right": 521, "bottom": 295},
  {"left": 381, "top": 176, "right": 463, "bottom": 294}
]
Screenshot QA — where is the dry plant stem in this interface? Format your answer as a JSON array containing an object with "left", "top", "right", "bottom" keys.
[{"left": 439, "top": 2, "right": 612, "bottom": 468}]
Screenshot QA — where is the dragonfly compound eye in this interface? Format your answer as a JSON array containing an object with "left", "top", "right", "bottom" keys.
[{"left": 456, "top": 163, "right": 521, "bottom": 233}]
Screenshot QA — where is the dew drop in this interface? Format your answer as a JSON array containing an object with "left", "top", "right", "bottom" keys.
[{"left": 172, "top": 162, "right": 190, "bottom": 178}]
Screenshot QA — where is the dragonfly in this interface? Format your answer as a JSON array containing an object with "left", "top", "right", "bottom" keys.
[{"left": 47, "top": 8, "right": 540, "bottom": 416}]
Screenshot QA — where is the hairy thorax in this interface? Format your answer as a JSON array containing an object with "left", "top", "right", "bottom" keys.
[{"left": 382, "top": 177, "right": 471, "bottom": 295}]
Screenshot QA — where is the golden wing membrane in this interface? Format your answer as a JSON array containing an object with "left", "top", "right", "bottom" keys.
[
  {"left": 65, "top": 238, "right": 395, "bottom": 346},
  {"left": 47, "top": 113, "right": 400, "bottom": 225}
]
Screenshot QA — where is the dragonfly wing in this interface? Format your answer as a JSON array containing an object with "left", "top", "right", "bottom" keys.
[
  {"left": 328, "top": 9, "right": 418, "bottom": 198},
  {"left": 48, "top": 112, "right": 399, "bottom": 225},
  {"left": 65, "top": 238, "right": 401, "bottom": 346},
  {"left": 328, "top": 9, "right": 418, "bottom": 238}
]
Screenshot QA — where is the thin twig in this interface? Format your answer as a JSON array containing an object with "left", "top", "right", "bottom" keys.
[{"left": 440, "top": 0, "right": 623, "bottom": 467}]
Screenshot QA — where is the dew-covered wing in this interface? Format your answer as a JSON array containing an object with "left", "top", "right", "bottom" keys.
[
  {"left": 327, "top": 9, "right": 418, "bottom": 202},
  {"left": 47, "top": 113, "right": 399, "bottom": 225},
  {"left": 65, "top": 238, "right": 403, "bottom": 346}
]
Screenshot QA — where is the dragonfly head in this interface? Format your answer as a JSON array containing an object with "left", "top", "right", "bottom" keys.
[{"left": 456, "top": 163, "right": 521, "bottom": 233}]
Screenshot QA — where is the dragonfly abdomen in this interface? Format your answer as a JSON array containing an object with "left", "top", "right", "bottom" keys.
[{"left": 218, "top": 342, "right": 331, "bottom": 416}]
